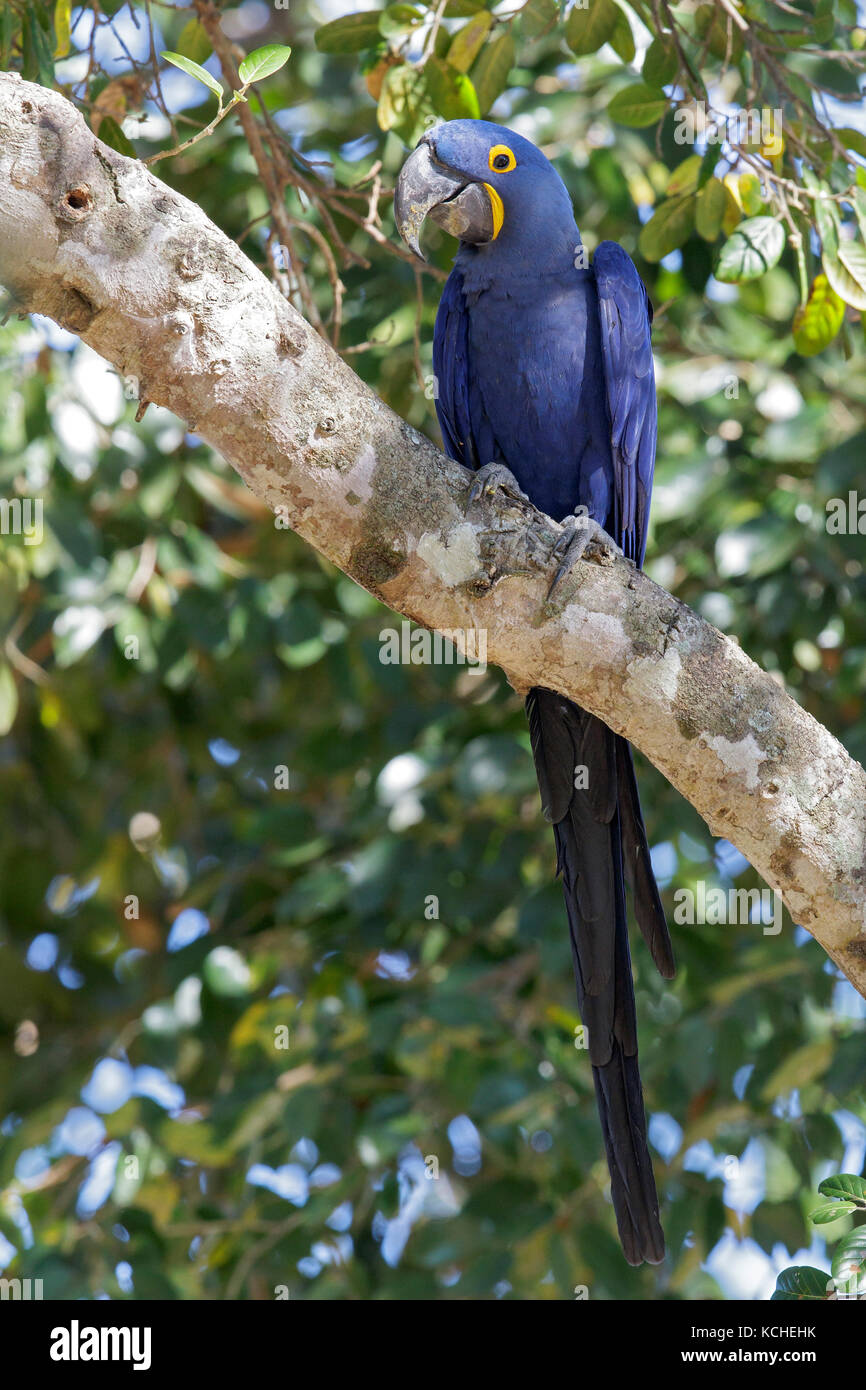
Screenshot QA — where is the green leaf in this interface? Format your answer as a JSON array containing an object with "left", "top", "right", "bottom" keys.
[
  {"left": 771, "top": 1266, "right": 832, "bottom": 1301},
  {"left": 377, "top": 62, "right": 435, "bottom": 145},
  {"left": 1, "top": 7, "right": 15, "bottom": 69},
  {"left": 818, "top": 1173, "right": 866, "bottom": 1203},
  {"left": 831, "top": 1227, "right": 866, "bottom": 1297},
  {"left": 697, "top": 143, "right": 719, "bottom": 189},
  {"left": 445, "top": 0, "right": 485, "bottom": 14},
  {"left": 160, "top": 1119, "right": 233, "bottom": 1165},
  {"left": 608, "top": 83, "right": 668, "bottom": 128},
  {"left": 802, "top": 169, "right": 839, "bottom": 257},
  {"left": 667, "top": 155, "right": 702, "bottom": 198},
  {"left": 609, "top": 4, "right": 635, "bottom": 63},
  {"left": 176, "top": 19, "right": 211, "bottom": 65},
  {"left": 23, "top": 13, "right": 54, "bottom": 87},
  {"left": 695, "top": 1, "right": 742, "bottom": 60},
  {"left": 425, "top": 58, "right": 480, "bottom": 120},
  {"left": 695, "top": 178, "right": 727, "bottom": 241},
  {"left": 161, "top": 51, "right": 223, "bottom": 102},
  {"left": 715, "top": 215, "right": 786, "bottom": 283},
  {"left": 380, "top": 4, "right": 425, "bottom": 40},
  {"left": 792, "top": 275, "right": 845, "bottom": 356},
  {"left": 643, "top": 35, "right": 677, "bottom": 86},
  {"left": 759, "top": 1037, "right": 833, "bottom": 1098},
  {"left": 238, "top": 44, "right": 292, "bottom": 86},
  {"left": 0, "top": 663, "right": 18, "bottom": 737},
  {"left": 433, "top": 22, "right": 452, "bottom": 58},
  {"left": 737, "top": 172, "right": 765, "bottom": 217},
  {"left": 471, "top": 32, "right": 514, "bottom": 113},
  {"left": 831, "top": 126, "right": 866, "bottom": 160},
  {"left": 838, "top": 239, "right": 866, "bottom": 296},
  {"left": 814, "top": 0, "right": 836, "bottom": 44},
  {"left": 810, "top": 1202, "right": 857, "bottom": 1224},
  {"left": 566, "top": 0, "right": 619, "bottom": 56},
  {"left": 98, "top": 115, "right": 137, "bottom": 159},
  {"left": 315, "top": 12, "right": 383, "bottom": 53},
  {"left": 448, "top": 12, "right": 493, "bottom": 71},
  {"left": 638, "top": 194, "right": 695, "bottom": 261},
  {"left": 823, "top": 247, "right": 866, "bottom": 311},
  {"left": 521, "top": 0, "right": 558, "bottom": 39}
]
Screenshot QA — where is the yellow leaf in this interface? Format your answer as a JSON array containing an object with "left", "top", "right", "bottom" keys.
[
  {"left": 54, "top": 0, "right": 72, "bottom": 59},
  {"left": 176, "top": 19, "right": 211, "bottom": 65},
  {"left": 760, "top": 1039, "right": 834, "bottom": 1102},
  {"left": 793, "top": 274, "right": 845, "bottom": 356},
  {"left": 721, "top": 179, "right": 742, "bottom": 236},
  {"left": 0, "top": 662, "right": 18, "bottom": 735},
  {"left": 448, "top": 12, "right": 493, "bottom": 73},
  {"left": 545, "top": 1003, "right": 581, "bottom": 1033},
  {"left": 739, "top": 172, "right": 765, "bottom": 216},
  {"left": 695, "top": 177, "right": 727, "bottom": 241},
  {"left": 666, "top": 155, "right": 702, "bottom": 198}
]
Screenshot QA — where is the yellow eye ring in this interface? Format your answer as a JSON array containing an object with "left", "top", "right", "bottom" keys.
[{"left": 488, "top": 144, "right": 516, "bottom": 173}]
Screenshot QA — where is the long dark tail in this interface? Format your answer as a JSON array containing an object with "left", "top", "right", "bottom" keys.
[{"left": 526, "top": 687, "right": 674, "bottom": 1266}]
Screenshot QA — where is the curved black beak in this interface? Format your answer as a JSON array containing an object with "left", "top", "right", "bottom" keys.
[{"left": 394, "top": 138, "right": 497, "bottom": 261}]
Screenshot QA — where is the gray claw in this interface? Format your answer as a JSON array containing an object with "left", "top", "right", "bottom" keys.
[
  {"left": 547, "top": 512, "right": 619, "bottom": 600},
  {"left": 467, "top": 462, "right": 529, "bottom": 509},
  {"left": 551, "top": 526, "right": 573, "bottom": 562},
  {"left": 468, "top": 475, "right": 486, "bottom": 506}
]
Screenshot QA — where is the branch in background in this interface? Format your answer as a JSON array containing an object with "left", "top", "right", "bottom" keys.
[
  {"left": 1, "top": 73, "right": 865, "bottom": 999},
  {"left": 190, "top": 0, "right": 441, "bottom": 341}
]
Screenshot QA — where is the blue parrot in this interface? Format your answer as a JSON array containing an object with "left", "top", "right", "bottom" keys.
[{"left": 395, "top": 119, "right": 675, "bottom": 1266}]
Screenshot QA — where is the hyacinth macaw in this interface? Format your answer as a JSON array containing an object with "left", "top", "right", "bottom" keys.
[{"left": 394, "top": 119, "right": 675, "bottom": 1266}]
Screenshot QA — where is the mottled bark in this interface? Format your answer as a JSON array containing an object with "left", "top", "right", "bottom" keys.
[{"left": 2, "top": 73, "right": 864, "bottom": 996}]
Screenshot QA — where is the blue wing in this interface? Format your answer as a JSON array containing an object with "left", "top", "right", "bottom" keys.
[
  {"left": 434, "top": 248, "right": 657, "bottom": 567},
  {"left": 593, "top": 242, "right": 657, "bottom": 566},
  {"left": 433, "top": 268, "right": 486, "bottom": 472}
]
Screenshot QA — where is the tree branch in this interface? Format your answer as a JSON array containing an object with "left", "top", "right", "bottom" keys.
[{"left": 1, "top": 73, "right": 864, "bottom": 996}]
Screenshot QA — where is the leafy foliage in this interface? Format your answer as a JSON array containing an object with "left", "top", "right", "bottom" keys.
[
  {"left": 773, "top": 1174, "right": 866, "bottom": 1297},
  {"left": 309, "top": 0, "right": 866, "bottom": 354}
]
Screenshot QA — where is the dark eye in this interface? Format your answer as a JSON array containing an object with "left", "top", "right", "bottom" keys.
[{"left": 488, "top": 144, "right": 516, "bottom": 173}]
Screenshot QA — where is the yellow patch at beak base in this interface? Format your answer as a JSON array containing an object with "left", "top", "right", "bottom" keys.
[{"left": 482, "top": 183, "right": 504, "bottom": 240}]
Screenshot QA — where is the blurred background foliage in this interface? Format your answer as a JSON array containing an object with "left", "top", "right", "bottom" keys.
[{"left": 0, "top": 0, "right": 864, "bottom": 1301}]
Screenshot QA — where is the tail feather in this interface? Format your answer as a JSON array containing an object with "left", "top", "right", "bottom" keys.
[
  {"left": 616, "top": 739, "right": 676, "bottom": 980},
  {"left": 526, "top": 686, "right": 669, "bottom": 1266}
]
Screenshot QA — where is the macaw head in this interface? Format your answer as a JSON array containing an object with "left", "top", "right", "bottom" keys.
[{"left": 394, "top": 119, "right": 577, "bottom": 265}]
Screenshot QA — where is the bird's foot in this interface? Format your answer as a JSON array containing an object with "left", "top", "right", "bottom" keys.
[
  {"left": 548, "top": 509, "right": 621, "bottom": 599},
  {"left": 467, "top": 462, "right": 530, "bottom": 508}
]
